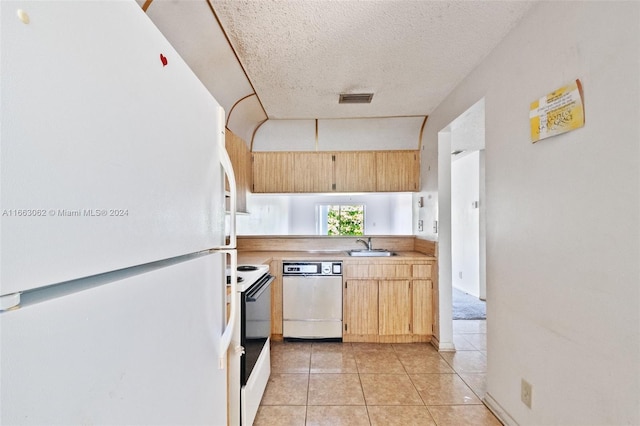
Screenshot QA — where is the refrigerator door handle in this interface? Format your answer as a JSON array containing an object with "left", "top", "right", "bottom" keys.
[
  {"left": 0, "top": 292, "right": 21, "bottom": 311},
  {"left": 218, "top": 249, "right": 237, "bottom": 369},
  {"left": 219, "top": 106, "right": 237, "bottom": 249}
]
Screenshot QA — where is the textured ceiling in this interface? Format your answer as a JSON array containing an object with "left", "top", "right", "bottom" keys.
[{"left": 209, "top": 0, "right": 536, "bottom": 120}]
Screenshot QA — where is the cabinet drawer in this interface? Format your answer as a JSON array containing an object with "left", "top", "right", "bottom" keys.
[
  {"left": 346, "top": 261, "right": 436, "bottom": 279},
  {"left": 344, "top": 264, "right": 370, "bottom": 278},
  {"left": 412, "top": 264, "right": 432, "bottom": 278},
  {"left": 370, "top": 264, "right": 410, "bottom": 278},
  {"left": 345, "top": 263, "right": 412, "bottom": 278}
]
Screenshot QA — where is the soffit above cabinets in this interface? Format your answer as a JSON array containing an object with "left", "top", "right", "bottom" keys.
[
  {"left": 138, "top": 0, "right": 535, "bottom": 150},
  {"left": 253, "top": 117, "right": 425, "bottom": 152}
]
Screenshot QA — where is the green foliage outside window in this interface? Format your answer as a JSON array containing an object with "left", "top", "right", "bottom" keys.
[{"left": 327, "top": 205, "right": 364, "bottom": 236}]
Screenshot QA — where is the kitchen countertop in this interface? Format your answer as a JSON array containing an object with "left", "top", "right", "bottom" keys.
[{"left": 238, "top": 250, "right": 436, "bottom": 266}]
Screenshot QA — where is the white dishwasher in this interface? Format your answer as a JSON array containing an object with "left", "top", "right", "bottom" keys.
[{"left": 282, "top": 261, "right": 343, "bottom": 339}]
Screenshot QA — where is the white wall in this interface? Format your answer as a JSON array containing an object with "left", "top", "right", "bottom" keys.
[
  {"left": 451, "top": 151, "right": 480, "bottom": 298},
  {"left": 413, "top": 126, "right": 439, "bottom": 240},
  {"left": 421, "top": 2, "right": 640, "bottom": 424},
  {"left": 237, "top": 193, "right": 413, "bottom": 235}
]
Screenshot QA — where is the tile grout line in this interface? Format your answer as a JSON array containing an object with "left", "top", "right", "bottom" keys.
[{"left": 354, "top": 344, "right": 374, "bottom": 425}]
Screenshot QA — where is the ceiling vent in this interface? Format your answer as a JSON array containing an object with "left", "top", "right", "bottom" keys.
[{"left": 339, "top": 93, "right": 374, "bottom": 104}]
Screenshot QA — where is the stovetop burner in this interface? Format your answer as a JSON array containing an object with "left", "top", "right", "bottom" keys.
[
  {"left": 237, "top": 265, "right": 259, "bottom": 272},
  {"left": 227, "top": 264, "right": 270, "bottom": 292}
]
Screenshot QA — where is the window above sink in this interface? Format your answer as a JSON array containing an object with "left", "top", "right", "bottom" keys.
[{"left": 319, "top": 204, "right": 365, "bottom": 236}]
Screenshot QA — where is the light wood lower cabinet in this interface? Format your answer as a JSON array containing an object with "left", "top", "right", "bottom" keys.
[
  {"left": 378, "top": 280, "right": 411, "bottom": 336},
  {"left": 343, "top": 280, "right": 378, "bottom": 336},
  {"left": 270, "top": 259, "right": 284, "bottom": 340},
  {"left": 343, "top": 260, "right": 434, "bottom": 343},
  {"left": 411, "top": 279, "right": 433, "bottom": 335}
]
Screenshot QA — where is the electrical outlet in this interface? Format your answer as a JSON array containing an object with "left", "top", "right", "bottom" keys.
[
  {"left": 418, "top": 220, "right": 424, "bottom": 231},
  {"left": 521, "top": 379, "right": 533, "bottom": 408}
]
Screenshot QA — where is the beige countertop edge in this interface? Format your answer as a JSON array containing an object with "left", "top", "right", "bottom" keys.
[{"left": 238, "top": 251, "right": 436, "bottom": 266}]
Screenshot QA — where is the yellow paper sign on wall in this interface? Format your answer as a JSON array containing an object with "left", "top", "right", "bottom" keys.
[{"left": 530, "top": 79, "right": 585, "bottom": 143}]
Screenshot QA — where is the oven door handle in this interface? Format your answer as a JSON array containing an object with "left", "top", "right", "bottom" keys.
[{"left": 246, "top": 275, "right": 274, "bottom": 301}]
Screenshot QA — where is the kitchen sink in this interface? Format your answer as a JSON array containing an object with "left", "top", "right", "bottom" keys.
[{"left": 346, "top": 249, "right": 396, "bottom": 257}]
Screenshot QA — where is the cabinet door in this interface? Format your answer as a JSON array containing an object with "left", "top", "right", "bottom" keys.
[
  {"left": 375, "top": 151, "right": 420, "bottom": 192},
  {"left": 252, "top": 152, "right": 295, "bottom": 193},
  {"left": 343, "top": 280, "right": 378, "bottom": 336},
  {"left": 334, "top": 152, "right": 376, "bottom": 192},
  {"left": 270, "top": 260, "right": 283, "bottom": 336},
  {"left": 294, "top": 152, "right": 333, "bottom": 192},
  {"left": 378, "top": 280, "right": 411, "bottom": 335},
  {"left": 412, "top": 280, "right": 433, "bottom": 335}
]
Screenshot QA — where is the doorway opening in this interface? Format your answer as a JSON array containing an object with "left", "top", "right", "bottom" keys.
[
  {"left": 451, "top": 150, "right": 486, "bottom": 320},
  {"left": 437, "top": 98, "right": 486, "bottom": 351}
]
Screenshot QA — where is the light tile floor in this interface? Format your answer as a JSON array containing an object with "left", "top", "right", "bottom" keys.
[{"left": 254, "top": 320, "right": 500, "bottom": 425}]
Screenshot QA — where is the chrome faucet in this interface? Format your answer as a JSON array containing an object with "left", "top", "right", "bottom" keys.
[{"left": 355, "top": 237, "right": 372, "bottom": 251}]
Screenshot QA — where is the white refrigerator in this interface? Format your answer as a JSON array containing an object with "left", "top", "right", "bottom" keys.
[{"left": 0, "top": 1, "right": 239, "bottom": 424}]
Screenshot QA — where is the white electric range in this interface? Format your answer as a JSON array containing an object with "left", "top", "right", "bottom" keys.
[{"left": 226, "top": 264, "right": 273, "bottom": 425}]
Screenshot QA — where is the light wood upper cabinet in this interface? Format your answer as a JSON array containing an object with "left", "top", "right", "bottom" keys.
[
  {"left": 375, "top": 151, "right": 420, "bottom": 192},
  {"left": 334, "top": 152, "right": 376, "bottom": 192},
  {"left": 294, "top": 152, "right": 334, "bottom": 192},
  {"left": 252, "top": 152, "right": 295, "bottom": 193},
  {"left": 225, "top": 130, "right": 251, "bottom": 213},
  {"left": 251, "top": 150, "right": 420, "bottom": 193}
]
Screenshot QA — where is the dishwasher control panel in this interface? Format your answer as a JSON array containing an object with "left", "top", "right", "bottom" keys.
[{"left": 283, "top": 261, "right": 342, "bottom": 276}]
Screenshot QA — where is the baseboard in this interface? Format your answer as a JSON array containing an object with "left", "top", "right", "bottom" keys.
[
  {"left": 484, "top": 392, "right": 519, "bottom": 426},
  {"left": 430, "top": 334, "right": 455, "bottom": 352}
]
